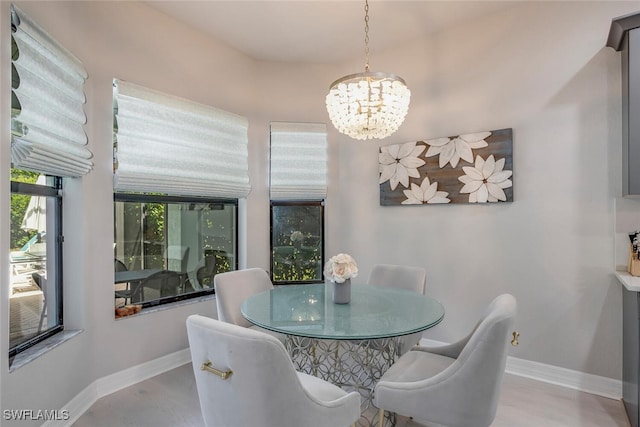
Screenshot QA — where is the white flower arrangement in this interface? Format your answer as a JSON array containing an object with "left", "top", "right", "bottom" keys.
[{"left": 324, "top": 253, "right": 358, "bottom": 283}]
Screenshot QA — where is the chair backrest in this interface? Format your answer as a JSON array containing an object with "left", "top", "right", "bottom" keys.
[
  {"left": 441, "top": 293, "right": 516, "bottom": 426},
  {"left": 213, "top": 268, "right": 273, "bottom": 328},
  {"left": 367, "top": 264, "right": 426, "bottom": 294},
  {"left": 141, "top": 270, "right": 181, "bottom": 298},
  {"left": 186, "top": 315, "right": 359, "bottom": 427},
  {"left": 114, "top": 259, "right": 128, "bottom": 272}
]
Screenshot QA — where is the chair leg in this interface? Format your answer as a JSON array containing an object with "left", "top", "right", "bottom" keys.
[
  {"left": 378, "top": 407, "right": 384, "bottom": 427},
  {"left": 37, "top": 296, "right": 46, "bottom": 333}
]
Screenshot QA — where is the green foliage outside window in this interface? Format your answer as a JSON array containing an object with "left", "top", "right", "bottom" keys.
[
  {"left": 118, "top": 202, "right": 165, "bottom": 270},
  {"left": 10, "top": 169, "right": 39, "bottom": 250},
  {"left": 271, "top": 204, "right": 323, "bottom": 283},
  {"left": 143, "top": 203, "right": 165, "bottom": 269}
]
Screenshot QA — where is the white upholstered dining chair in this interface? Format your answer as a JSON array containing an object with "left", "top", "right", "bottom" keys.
[
  {"left": 368, "top": 264, "right": 427, "bottom": 354},
  {"left": 186, "top": 315, "right": 361, "bottom": 427},
  {"left": 374, "top": 293, "right": 517, "bottom": 427},
  {"left": 213, "top": 268, "right": 284, "bottom": 341},
  {"left": 214, "top": 268, "right": 272, "bottom": 327}
]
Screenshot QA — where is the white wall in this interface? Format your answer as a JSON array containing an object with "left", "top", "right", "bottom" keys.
[
  {"left": 325, "top": 1, "right": 639, "bottom": 380},
  {"left": 1, "top": 2, "right": 259, "bottom": 425},
  {"left": 1, "top": 1, "right": 639, "bottom": 424}
]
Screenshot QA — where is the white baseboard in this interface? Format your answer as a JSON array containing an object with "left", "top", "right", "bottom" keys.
[
  {"left": 420, "top": 338, "right": 622, "bottom": 400},
  {"left": 94, "top": 348, "right": 191, "bottom": 397},
  {"left": 505, "top": 355, "right": 622, "bottom": 400},
  {"left": 42, "top": 348, "right": 192, "bottom": 427},
  {"left": 45, "top": 339, "right": 623, "bottom": 427}
]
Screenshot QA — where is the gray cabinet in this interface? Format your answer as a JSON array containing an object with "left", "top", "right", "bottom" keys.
[
  {"left": 624, "top": 287, "right": 640, "bottom": 427},
  {"left": 611, "top": 15, "right": 640, "bottom": 425},
  {"left": 609, "top": 13, "right": 640, "bottom": 197}
]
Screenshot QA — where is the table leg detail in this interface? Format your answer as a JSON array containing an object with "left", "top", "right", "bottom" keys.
[{"left": 286, "top": 336, "right": 398, "bottom": 427}]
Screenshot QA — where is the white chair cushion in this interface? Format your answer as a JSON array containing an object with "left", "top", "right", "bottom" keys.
[
  {"left": 381, "top": 349, "right": 455, "bottom": 383},
  {"left": 297, "top": 372, "right": 353, "bottom": 402}
]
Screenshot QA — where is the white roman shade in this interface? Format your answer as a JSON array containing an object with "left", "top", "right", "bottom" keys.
[
  {"left": 10, "top": 4, "right": 93, "bottom": 177},
  {"left": 113, "top": 79, "right": 250, "bottom": 198},
  {"left": 270, "top": 122, "right": 327, "bottom": 200}
]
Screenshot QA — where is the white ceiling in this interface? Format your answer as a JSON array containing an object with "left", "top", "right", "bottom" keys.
[{"left": 145, "top": 1, "right": 522, "bottom": 64}]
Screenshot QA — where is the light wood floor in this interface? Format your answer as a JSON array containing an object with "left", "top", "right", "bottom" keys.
[{"left": 73, "top": 363, "right": 630, "bottom": 427}]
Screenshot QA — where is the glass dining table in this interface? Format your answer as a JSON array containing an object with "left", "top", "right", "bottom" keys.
[{"left": 241, "top": 283, "right": 445, "bottom": 426}]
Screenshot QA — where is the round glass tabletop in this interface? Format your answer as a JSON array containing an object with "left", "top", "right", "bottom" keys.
[{"left": 241, "top": 283, "right": 445, "bottom": 340}]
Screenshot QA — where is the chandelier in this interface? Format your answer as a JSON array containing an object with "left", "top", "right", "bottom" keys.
[{"left": 325, "top": 0, "right": 411, "bottom": 141}]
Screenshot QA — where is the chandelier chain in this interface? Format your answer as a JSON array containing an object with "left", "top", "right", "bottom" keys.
[
  {"left": 325, "top": 0, "right": 411, "bottom": 140},
  {"left": 364, "top": 0, "right": 370, "bottom": 72}
]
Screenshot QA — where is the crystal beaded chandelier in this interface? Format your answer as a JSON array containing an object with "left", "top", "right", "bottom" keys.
[{"left": 325, "top": 0, "right": 411, "bottom": 141}]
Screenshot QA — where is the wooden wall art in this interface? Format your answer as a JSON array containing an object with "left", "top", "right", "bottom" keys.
[{"left": 379, "top": 128, "right": 513, "bottom": 205}]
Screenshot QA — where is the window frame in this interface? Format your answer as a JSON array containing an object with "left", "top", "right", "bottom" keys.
[
  {"left": 9, "top": 177, "right": 63, "bottom": 359},
  {"left": 270, "top": 200, "right": 325, "bottom": 285},
  {"left": 114, "top": 192, "right": 239, "bottom": 308}
]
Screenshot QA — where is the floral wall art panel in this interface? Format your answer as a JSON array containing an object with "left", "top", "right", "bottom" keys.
[{"left": 379, "top": 128, "right": 513, "bottom": 206}]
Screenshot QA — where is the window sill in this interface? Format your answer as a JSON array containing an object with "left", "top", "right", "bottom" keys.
[
  {"left": 9, "top": 329, "right": 83, "bottom": 372},
  {"left": 115, "top": 294, "right": 216, "bottom": 320}
]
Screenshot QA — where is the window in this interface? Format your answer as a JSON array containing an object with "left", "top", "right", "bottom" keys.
[
  {"left": 269, "top": 123, "right": 327, "bottom": 284},
  {"left": 112, "top": 80, "right": 249, "bottom": 313},
  {"left": 8, "top": 5, "right": 91, "bottom": 360},
  {"left": 270, "top": 201, "right": 324, "bottom": 284},
  {"left": 9, "top": 171, "right": 62, "bottom": 358},
  {"left": 114, "top": 194, "right": 237, "bottom": 309}
]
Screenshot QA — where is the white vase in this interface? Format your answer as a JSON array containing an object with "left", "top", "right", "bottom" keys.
[{"left": 333, "top": 278, "right": 351, "bottom": 304}]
